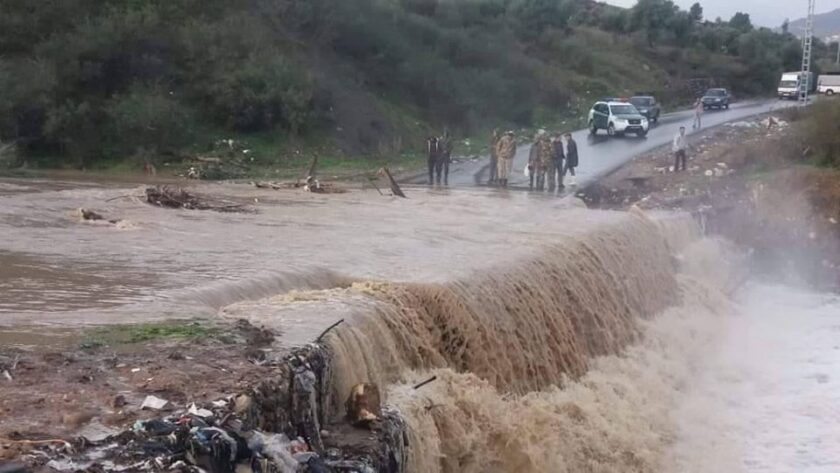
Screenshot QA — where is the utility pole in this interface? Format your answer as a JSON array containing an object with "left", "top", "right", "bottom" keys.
[{"left": 799, "top": 0, "right": 816, "bottom": 105}]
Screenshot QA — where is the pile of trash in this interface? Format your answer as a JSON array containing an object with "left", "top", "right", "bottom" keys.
[
  {"left": 7, "top": 342, "right": 399, "bottom": 473},
  {"left": 10, "top": 397, "right": 301, "bottom": 473},
  {"left": 12, "top": 395, "right": 335, "bottom": 473}
]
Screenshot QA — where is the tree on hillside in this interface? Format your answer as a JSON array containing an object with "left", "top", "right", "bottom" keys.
[
  {"left": 511, "top": 0, "right": 578, "bottom": 38},
  {"left": 781, "top": 18, "right": 789, "bottom": 34},
  {"left": 730, "top": 12, "right": 753, "bottom": 32},
  {"left": 689, "top": 2, "right": 703, "bottom": 23},
  {"left": 630, "top": 0, "right": 680, "bottom": 46}
]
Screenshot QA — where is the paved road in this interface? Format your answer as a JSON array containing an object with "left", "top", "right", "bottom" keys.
[{"left": 411, "top": 99, "right": 796, "bottom": 191}]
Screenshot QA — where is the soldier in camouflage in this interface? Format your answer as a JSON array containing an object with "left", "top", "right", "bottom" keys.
[{"left": 495, "top": 130, "right": 516, "bottom": 188}]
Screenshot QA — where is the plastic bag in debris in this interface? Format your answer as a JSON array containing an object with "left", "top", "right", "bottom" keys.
[
  {"left": 0, "top": 463, "right": 30, "bottom": 473},
  {"left": 187, "top": 427, "right": 250, "bottom": 473},
  {"left": 247, "top": 432, "right": 298, "bottom": 473}
]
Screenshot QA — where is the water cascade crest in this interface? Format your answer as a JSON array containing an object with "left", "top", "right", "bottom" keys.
[{"left": 321, "top": 212, "right": 738, "bottom": 472}]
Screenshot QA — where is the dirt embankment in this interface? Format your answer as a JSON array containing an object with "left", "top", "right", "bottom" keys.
[
  {"left": 0, "top": 320, "right": 274, "bottom": 458},
  {"left": 582, "top": 114, "right": 840, "bottom": 290}
]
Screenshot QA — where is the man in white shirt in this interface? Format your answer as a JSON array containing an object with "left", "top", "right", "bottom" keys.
[{"left": 672, "top": 126, "right": 688, "bottom": 172}]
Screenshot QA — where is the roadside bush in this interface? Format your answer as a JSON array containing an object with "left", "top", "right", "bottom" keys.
[{"left": 800, "top": 100, "right": 840, "bottom": 167}]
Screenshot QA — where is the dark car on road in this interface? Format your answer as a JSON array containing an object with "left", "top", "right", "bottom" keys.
[
  {"left": 629, "top": 95, "right": 661, "bottom": 123},
  {"left": 702, "top": 88, "right": 730, "bottom": 110}
]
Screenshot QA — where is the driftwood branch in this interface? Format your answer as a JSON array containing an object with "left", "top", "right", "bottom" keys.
[
  {"left": 316, "top": 319, "right": 345, "bottom": 343},
  {"left": 379, "top": 167, "right": 407, "bottom": 198},
  {"left": 413, "top": 376, "right": 437, "bottom": 390}
]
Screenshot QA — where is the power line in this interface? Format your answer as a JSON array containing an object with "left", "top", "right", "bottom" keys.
[{"left": 799, "top": 0, "right": 816, "bottom": 106}]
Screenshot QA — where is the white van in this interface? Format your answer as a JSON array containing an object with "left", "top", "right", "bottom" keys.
[
  {"left": 778, "top": 71, "right": 815, "bottom": 100},
  {"left": 817, "top": 75, "right": 840, "bottom": 95}
]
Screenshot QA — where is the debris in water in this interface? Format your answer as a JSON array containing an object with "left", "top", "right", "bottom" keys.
[
  {"left": 345, "top": 383, "right": 381, "bottom": 428},
  {"left": 315, "top": 319, "right": 345, "bottom": 343},
  {"left": 413, "top": 376, "right": 438, "bottom": 390},
  {"left": 377, "top": 167, "right": 407, "bottom": 198},
  {"left": 78, "top": 208, "right": 121, "bottom": 225},
  {"left": 145, "top": 186, "right": 251, "bottom": 213}
]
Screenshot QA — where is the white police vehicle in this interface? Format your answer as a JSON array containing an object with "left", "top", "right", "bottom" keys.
[{"left": 588, "top": 100, "right": 649, "bottom": 137}]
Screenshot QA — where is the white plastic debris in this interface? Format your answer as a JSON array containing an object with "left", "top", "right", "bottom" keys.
[
  {"left": 140, "top": 395, "right": 169, "bottom": 410},
  {"left": 728, "top": 121, "right": 758, "bottom": 128},
  {"left": 188, "top": 403, "right": 214, "bottom": 418}
]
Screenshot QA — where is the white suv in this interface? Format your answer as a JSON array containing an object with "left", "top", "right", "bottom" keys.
[{"left": 588, "top": 101, "right": 649, "bottom": 137}]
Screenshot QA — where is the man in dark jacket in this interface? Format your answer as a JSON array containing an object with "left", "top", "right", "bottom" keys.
[
  {"left": 561, "top": 132, "right": 579, "bottom": 187},
  {"left": 552, "top": 133, "right": 564, "bottom": 190},
  {"left": 436, "top": 130, "right": 453, "bottom": 185},
  {"left": 427, "top": 136, "right": 440, "bottom": 185}
]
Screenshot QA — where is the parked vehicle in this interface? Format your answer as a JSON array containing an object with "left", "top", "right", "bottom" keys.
[
  {"left": 588, "top": 101, "right": 649, "bottom": 137},
  {"left": 778, "top": 71, "right": 816, "bottom": 100},
  {"left": 818, "top": 74, "right": 840, "bottom": 96},
  {"left": 629, "top": 95, "right": 661, "bottom": 123},
  {"left": 701, "top": 88, "right": 730, "bottom": 110}
]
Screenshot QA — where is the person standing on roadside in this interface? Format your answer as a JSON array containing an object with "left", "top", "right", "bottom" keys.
[
  {"left": 488, "top": 129, "right": 500, "bottom": 185},
  {"left": 552, "top": 133, "right": 565, "bottom": 189},
  {"left": 436, "top": 129, "right": 453, "bottom": 185},
  {"left": 693, "top": 98, "right": 704, "bottom": 130},
  {"left": 527, "top": 131, "right": 552, "bottom": 191},
  {"left": 562, "top": 132, "right": 579, "bottom": 186},
  {"left": 673, "top": 126, "right": 688, "bottom": 172},
  {"left": 528, "top": 133, "right": 540, "bottom": 191},
  {"left": 495, "top": 130, "right": 516, "bottom": 188},
  {"left": 427, "top": 136, "right": 440, "bottom": 185}
]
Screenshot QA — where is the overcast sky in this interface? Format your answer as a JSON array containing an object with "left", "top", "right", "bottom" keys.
[{"left": 603, "top": 0, "right": 840, "bottom": 28}]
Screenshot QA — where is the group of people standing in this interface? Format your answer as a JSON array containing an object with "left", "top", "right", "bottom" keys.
[
  {"left": 426, "top": 131, "right": 454, "bottom": 185},
  {"left": 488, "top": 129, "right": 579, "bottom": 190}
]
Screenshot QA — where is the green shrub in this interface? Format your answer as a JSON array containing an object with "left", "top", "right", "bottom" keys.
[
  {"left": 801, "top": 100, "right": 840, "bottom": 167},
  {"left": 104, "top": 86, "right": 196, "bottom": 162}
]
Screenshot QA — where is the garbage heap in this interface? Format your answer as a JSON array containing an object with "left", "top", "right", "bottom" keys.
[{"left": 15, "top": 345, "right": 407, "bottom": 473}]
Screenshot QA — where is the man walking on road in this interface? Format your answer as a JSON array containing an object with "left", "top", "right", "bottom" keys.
[
  {"left": 488, "top": 129, "right": 500, "bottom": 185},
  {"left": 495, "top": 130, "right": 516, "bottom": 188},
  {"left": 561, "top": 132, "right": 579, "bottom": 187},
  {"left": 673, "top": 126, "right": 688, "bottom": 172}
]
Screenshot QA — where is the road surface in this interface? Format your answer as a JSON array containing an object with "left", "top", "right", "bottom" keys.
[{"left": 411, "top": 99, "right": 796, "bottom": 191}]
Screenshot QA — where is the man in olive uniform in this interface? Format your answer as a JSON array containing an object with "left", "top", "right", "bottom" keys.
[
  {"left": 527, "top": 131, "right": 553, "bottom": 191},
  {"left": 536, "top": 132, "right": 554, "bottom": 191},
  {"left": 488, "top": 129, "right": 500, "bottom": 185},
  {"left": 495, "top": 131, "right": 516, "bottom": 188}
]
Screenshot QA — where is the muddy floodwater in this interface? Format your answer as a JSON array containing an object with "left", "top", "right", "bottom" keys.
[
  {"left": 2, "top": 177, "right": 838, "bottom": 473},
  {"left": 0, "top": 178, "right": 604, "bottom": 339}
]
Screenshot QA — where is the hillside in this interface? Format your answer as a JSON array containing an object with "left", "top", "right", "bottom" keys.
[
  {"left": 0, "top": 0, "right": 809, "bottom": 173},
  {"left": 789, "top": 8, "right": 840, "bottom": 39}
]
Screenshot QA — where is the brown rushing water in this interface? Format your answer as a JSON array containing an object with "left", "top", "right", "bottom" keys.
[{"left": 4, "top": 178, "right": 836, "bottom": 473}]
